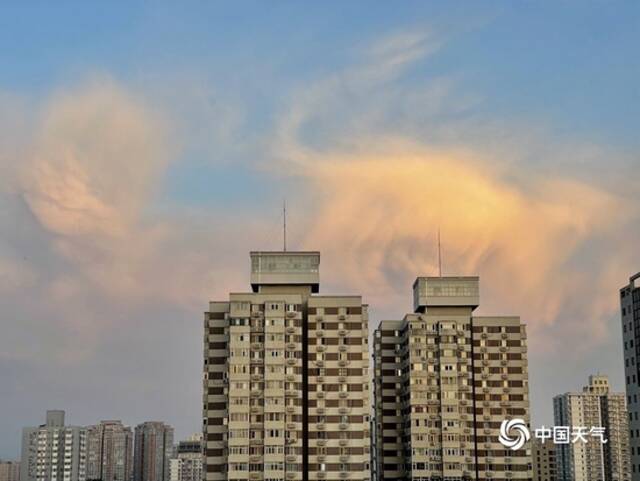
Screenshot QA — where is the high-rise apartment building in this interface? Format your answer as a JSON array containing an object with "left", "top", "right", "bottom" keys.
[
  {"left": 532, "top": 438, "right": 556, "bottom": 481},
  {"left": 0, "top": 461, "right": 21, "bottom": 481},
  {"left": 621, "top": 272, "right": 640, "bottom": 479},
  {"left": 372, "top": 276, "right": 532, "bottom": 481},
  {"left": 169, "top": 435, "right": 202, "bottom": 481},
  {"left": 203, "top": 251, "right": 371, "bottom": 481},
  {"left": 20, "top": 411, "right": 87, "bottom": 481},
  {"left": 87, "top": 421, "right": 133, "bottom": 481},
  {"left": 553, "top": 375, "right": 630, "bottom": 481},
  {"left": 133, "top": 423, "right": 173, "bottom": 481}
]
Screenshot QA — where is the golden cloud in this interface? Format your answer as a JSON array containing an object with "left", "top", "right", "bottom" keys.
[{"left": 296, "top": 142, "right": 629, "bottom": 351}]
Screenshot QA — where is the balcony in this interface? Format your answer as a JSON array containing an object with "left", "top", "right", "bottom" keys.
[
  {"left": 286, "top": 311, "right": 297, "bottom": 319},
  {"left": 286, "top": 406, "right": 296, "bottom": 414},
  {"left": 338, "top": 360, "right": 349, "bottom": 367},
  {"left": 339, "top": 391, "right": 349, "bottom": 398},
  {"left": 340, "top": 455, "right": 350, "bottom": 463},
  {"left": 338, "top": 329, "right": 348, "bottom": 337},
  {"left": 286, "top": 343, "right": 297, "bottom": 350},
  {"left": 338, "top": 345, "right": 348, "bottom": 352},
  {"left": 338, "top": 314, "right": 347, "bottom": 320},
  {"left": 286, "top": 358, "right": 297, "bottom": 366},
  {"left": 317, "top": 345, "right": 326, "bottom": 352},
  {"left": 339, "top": 423, "right": 348, "bottom": 430},
  {"left": 339, "top": 439, "right": 349, "bottom": 446},
  {"left": 286, "top": 326, "right": 296, "bottom": 334},
  {"left": 316, "top": 330, "right": 324, "bottom": 337}
]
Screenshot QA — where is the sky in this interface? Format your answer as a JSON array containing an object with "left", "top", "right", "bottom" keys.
[{"left": 1, "top": 1, "right": 639, "bottom": 459}]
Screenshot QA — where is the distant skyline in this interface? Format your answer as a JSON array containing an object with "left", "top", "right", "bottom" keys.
[{"left": 1, "top": 2, "right": 639, "bottom": 459}]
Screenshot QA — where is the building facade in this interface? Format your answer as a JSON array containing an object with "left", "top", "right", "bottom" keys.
[
  {"left": 553, "top": 375, "right": 630, "bottom": 481},
  {"left": 20, "top": 411, "right": 87, "bottom": 481},
  {"left": 133, "top": 423, "right": 173, "bottom": 481},
  {"left": 169, "top": 435, "right": 202, "bottom": 481},
  {"left": 622, "top": 272, "right": 640, "bottom": 480},
  {"left": 0, "top": 461, "right": 21, "bottom": 481},
  {"left": 532, "top": 438, "right": 556, "bottom": 481},
  {"left": 87, "top": 421, "right": 133, "bottom": 481},
  {"left": 203, "top": 251, "right": 371, "bottom": 481},
  {"left": 373, "top": 276, "right": 532, "bottom": 481}
]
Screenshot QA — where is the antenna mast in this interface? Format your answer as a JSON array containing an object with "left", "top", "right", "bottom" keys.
[
  {"left": 438, "top": 228, "right": 442, "bottom": 277},
  {"left": 283, "top": 200, "right": 287, "bottom": 252}
]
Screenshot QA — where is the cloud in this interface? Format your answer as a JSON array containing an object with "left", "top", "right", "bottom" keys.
[
  {"left": 0, "top": 27, "right": 638, "bottom": 455},
  {"left": 23, "top": 79, "right": 169, "bottom": 238},
  {"left": 272, "top": 29, "right": 640, "bottom": 356}
]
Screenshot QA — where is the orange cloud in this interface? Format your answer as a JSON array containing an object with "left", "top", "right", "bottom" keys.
[{"left": 289, "top": 141, "right": 632, "bottom": 353}]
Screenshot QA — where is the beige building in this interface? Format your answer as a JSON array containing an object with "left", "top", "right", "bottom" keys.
[
  {"left": 203, "top": 251, "right": 371, "bottom": 481},
  {"left": 532, "top": 438, "right": 556, "bottom": 481},
  {"left": 0, "top": 461, "right": 20, "bottom": 481},
  {"left": 86, "top": 421, "right": 133, "bottom": 481},
  {"left": 373, "top": 276, "right": 532, "bottom": 480},
  {"left": 621, "top": 272, "right": 640, "bottom": 480},
  {"left": 553, "top": 375, "right": 630, "bottom": 481}
]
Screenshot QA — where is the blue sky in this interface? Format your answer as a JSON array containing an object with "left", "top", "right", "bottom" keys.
[{"left": 0, "top": 1, "right": 639, "bottom": 459}]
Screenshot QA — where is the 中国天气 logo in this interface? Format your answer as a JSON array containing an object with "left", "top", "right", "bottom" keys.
[{"left": 498, "top": 418, "right": 531, "bottom": 450}]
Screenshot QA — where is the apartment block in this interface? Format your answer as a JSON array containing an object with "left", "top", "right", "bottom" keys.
[
  {"left": 20, "top": 411, "right": 87, "bottom": 481},
  {"left": 622, "top": 272, "right": 640, "bottom": 480},
  {"left": 169, "top": 434, "right": 202, "bottom": 481},
  {"left": 203, "top": 251, "right": 371, "bottom": 481},
  {"left": 86, "top": 421, "right": 133, "bottom": 481},
  {"left": 553, "top": 375, "right": 630, "bottom": 481},
  {"left": 0, "top": 461, "right": 20, "bottom": 481},
  {"left": 373, "top": 276, "right": 532, "bottom": 481},
  {"left": 133, "top": 423, "right": 173, "bottom": 481},
  {"left": 532, "top": 438, "right": 556, "bottom": 481}
]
